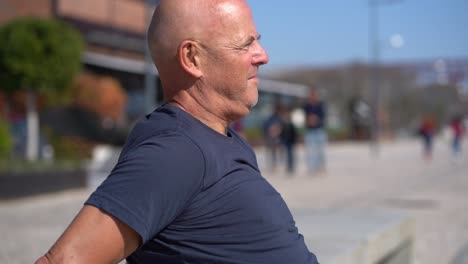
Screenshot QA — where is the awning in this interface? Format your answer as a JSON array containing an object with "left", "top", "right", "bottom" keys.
[
  {"left": 258, "top": 79, "right": 308, "bottom": 97},
  {"left": 83, "top": 51, "right": 307, "bottom": 97},
  {"left": 82, "top": 51, "right": 158, "bottom": 75}
]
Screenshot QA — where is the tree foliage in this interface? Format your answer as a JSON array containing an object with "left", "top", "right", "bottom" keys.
[
  {"left": 0, "top": 17, "right": 83, "bottom": 94},
  {"left": 0, "top": 118, "right": 13, "bottom": 159},
  {"left": 72, "top": 72, "right": 128, "bottom": 124}
]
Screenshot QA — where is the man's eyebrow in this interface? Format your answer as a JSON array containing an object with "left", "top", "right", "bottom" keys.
[
  {"left": 229, "top": 34, "right": 262, "bottom": 50},
  {"left": 251, "top": 34, "right": 261, "bottom": 41},
  {"left": 245, "top": 34, "right": 261, "bottom": 45}
]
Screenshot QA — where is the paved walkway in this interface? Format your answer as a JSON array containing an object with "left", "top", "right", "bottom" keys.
[
  {"left": 1, "top": 138, "right": 467, "bottom": 264},
  {"left": 258, "top": 139, "right": 468, "bottom": 264}
]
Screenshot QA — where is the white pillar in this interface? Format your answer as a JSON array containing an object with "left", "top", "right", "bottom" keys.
[{"left": 26, "top": 90, "right": 39, "bottom": 161}]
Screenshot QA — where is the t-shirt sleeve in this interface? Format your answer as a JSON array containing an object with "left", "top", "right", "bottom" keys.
[{"left": 85, "top": 133, "right": 205, "bottom": 244}]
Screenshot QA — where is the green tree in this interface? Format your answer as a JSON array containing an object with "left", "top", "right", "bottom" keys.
[
  {"left": 0, "top": 17, "right": 83, "bottom": 161},
  {"left": 0, "top": 118, "right": 13, "bottom": 159}
]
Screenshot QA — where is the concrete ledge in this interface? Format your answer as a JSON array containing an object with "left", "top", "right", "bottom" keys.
[
  {"left": 0, "top": 169, "right": 86, "bottom": 200},
  {"left": 294, "top": 209, "right": 413, "bottom": 264}
]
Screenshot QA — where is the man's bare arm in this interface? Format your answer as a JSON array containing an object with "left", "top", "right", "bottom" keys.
[{"left": 35, "top": 205, "right": 141, "bottom": 264}]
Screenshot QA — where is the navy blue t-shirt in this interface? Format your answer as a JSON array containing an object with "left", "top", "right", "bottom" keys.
[{"left": 86, "top": 104, "right": 318, "bottom": 264}]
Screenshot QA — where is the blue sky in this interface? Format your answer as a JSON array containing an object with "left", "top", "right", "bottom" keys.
[{"left": 247, "top": 0, "right": 468, "bottom": 70}]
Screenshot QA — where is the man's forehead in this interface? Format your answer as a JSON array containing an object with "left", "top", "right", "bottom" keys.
[
  {"left": 217, "top": 1, "right": 238, "bottom": 13},
  {"left": 204, "top": 2, "right": 255, "bottom": 34}
]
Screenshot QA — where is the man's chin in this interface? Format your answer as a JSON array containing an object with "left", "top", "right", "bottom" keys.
[
  {"left": 249, "top": 97, "right": 258, "bottom": 109},
  {"left": 247, "top": 88, "right": 259, "bottom": 108},
  {"left": 245, "top": 91, "right": 258, "bottom": 108}
]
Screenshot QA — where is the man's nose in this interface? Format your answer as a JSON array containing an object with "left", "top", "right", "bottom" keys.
[{"left": 253, "top": 43, "right": 269, "bottom": 66}]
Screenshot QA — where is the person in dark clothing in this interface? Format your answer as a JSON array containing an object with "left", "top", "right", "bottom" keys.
[
  {"left": 280, "top": 107, "right": 298, "bottom": 174},
  {"left": 35, "top": 0, "right": 319, "bottom": 263},
  {"left": 303, "top": 88, "right": 327, "bottom": 175},
  {"left": 418, "top": 115, "right": 436, "bottom": 161},
  {"left": 450, "top": 115, "right": 465, "bottom": 157},
  {"left": 263, "top": 103, "right": 283, "bottom": 170}
]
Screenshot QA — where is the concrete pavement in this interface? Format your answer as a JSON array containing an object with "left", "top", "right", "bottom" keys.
[
  {"left": 1, "top": 138, "right": 467, "bottom": 263},
  {"left": 258, "top": 139, "right": 468, "bottom": 264}
]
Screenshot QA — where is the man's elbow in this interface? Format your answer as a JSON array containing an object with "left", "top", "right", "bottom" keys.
[
  {"left": 34, "top": 251, "right": 82, "bottom": 264},
  {"left": 34, "top": 254, "right": 52, "bottom": 264}
]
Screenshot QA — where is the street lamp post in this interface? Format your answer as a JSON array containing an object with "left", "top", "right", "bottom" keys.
[
  {"left": 144, "top": 0, "right": 160, "bottom": 114},
  {"left": 368, "top": 0, "right": 404, "bottom": 155},
  {"left": 369, "top": 0, "right": 381, "bottom": 155}
]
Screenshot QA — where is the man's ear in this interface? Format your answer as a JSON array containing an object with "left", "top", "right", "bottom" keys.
[{"left": 178, "top": 40, "right": 203, "bottom": 78}]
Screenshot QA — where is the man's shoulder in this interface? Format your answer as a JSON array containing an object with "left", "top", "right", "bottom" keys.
[
  {"left": 122, "top": 107, "right": 200, "bottom": 154},
  {"left": 134, "top": 105, "right": 180, "bottom": 132}
]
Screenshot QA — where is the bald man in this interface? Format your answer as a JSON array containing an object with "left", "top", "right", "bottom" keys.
[{"left": 35, "top": 0, "right": 319, "bottom": 263}]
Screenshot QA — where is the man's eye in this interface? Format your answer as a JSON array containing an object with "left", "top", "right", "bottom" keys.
[
  {"left": 244, "top": 40, "right": 255, "bottom": 49},
  {"left": 237, "top": 44, "right": 250, "bottom": 51}
]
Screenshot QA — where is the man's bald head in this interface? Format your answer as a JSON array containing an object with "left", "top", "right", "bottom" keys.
[{"left": 147, "top": 0, "right": 248, "bottom": 68}]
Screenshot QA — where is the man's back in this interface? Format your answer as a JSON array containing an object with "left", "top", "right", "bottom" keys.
[{"left": 88, "top": 105, "right": 317, "bottom": 263}]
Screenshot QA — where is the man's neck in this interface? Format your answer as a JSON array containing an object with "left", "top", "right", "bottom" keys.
[{"left": 167, "top": 98, "right": 229, "bottom": 136}]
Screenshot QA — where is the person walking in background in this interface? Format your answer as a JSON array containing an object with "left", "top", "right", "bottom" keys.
[
  {"left": 35, "top": 0, "right": 319, "bottom": 263},
  {"left": 263, "top": 103, "right": 283, "bottom": 170},
  {"left": 303, "top": 88, "right": 327, "bottom": 175},
  {"left": 418, "top": 115, "right": 436, "bottom": 161},
  {"left": 450, "top": 115, "right": 465, "bottom": 159},
  {"left": 280, "top": 106, "right": 298, "bottom": 174}
]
